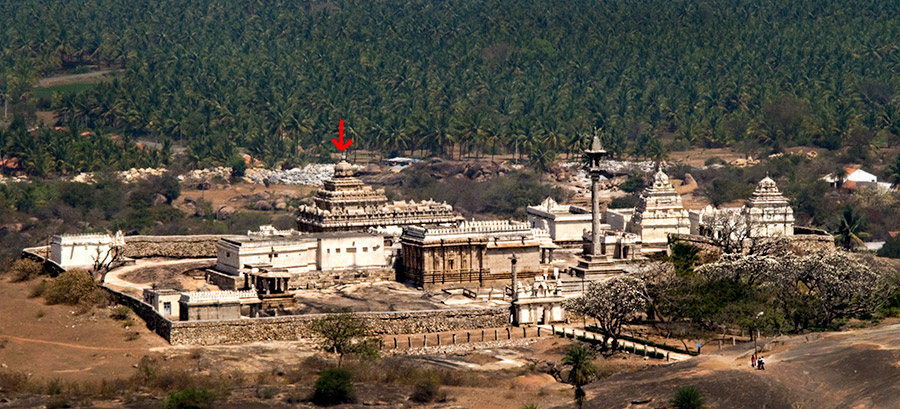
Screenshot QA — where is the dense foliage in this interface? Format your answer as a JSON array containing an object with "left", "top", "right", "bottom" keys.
[
  {"left": 4, "top": 0, "right": 900, "bottom": 172},
  {"left": 390, "top": 166, "right": 567, "bottom": 219},
  {"left": 312, "top": 369, "right": 355, "bottom": 406},
  {"left": 645, "top": 250, "right": 895, "bottom": 334}
]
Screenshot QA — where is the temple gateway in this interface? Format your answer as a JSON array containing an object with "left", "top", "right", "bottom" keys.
[{"left": 296, "top": 159, "right": 460, "bottom": 232}]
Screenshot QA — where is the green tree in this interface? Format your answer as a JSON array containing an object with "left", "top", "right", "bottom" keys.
[
  {"left": 877, "top": 234, "right": 900, "bottom": 259},
  {"left": 309, "top": 312, "right": 379, "bottom": 368},
  {"left": 561, "top": 344, "right": 597, "bottom": 409},
  {"left": 835, "top": 206, "right": 869, "bottom": 250}
]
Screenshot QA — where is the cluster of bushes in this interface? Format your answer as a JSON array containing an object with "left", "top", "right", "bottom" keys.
[
  {"left": 27, "top": 270, "right": 109, "bottom": 312},
  {"left": 4, "top": 258, "right": 43, "bottom": 282},
  {"left": 390, "top": 167, "right": 567, "bottom": 219}
]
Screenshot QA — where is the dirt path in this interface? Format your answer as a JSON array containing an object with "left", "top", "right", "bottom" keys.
[
  {"left": 36, "top": 69, "right": 122, "bottom": 87},
  {"left": 2, "top": 335, "right": 150, "bottom": 351},
  {"left": 103, "top": 258, "right": 215, "bottom": 294}
]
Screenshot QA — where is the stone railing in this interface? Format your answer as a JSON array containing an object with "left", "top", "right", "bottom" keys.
[{"left": 180, "top": 290, "right": 258, "bottom": 303}]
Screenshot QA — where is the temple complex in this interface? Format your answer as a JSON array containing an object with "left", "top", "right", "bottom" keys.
[
  {"left": 296, "top": 159, "right": 459, "bottom": 232},
  {"left": 398, "top": 220, "right": 557, "bottom": 288},
  {"left": 214, "top": 225, "right": 390, "bottom": 290},
  {"left": 690, "top": 176, "right": 795, "bottom": 238},
  {"left": 624, "top": 168, "right": 691, "bottom": 252}
]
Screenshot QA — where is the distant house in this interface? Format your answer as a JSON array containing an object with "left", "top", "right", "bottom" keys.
[{"left": 823, "top": 167, "right": 892, "bottom": 191}]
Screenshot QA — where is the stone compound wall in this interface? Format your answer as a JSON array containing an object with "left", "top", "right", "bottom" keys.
[
  {"left": 103, "top": 287, "right": 172, "bottom": 340},
  {"left": 122, "top": 235, "right": 229, "bottom": 258},
  {"left": 168, "top": 307, "right": 508, "bottom": 345},
  {"left": 784, "top": 234, "right": 835, "bottom": 255},
  {"left": 102, "top": 285, "right": 507, "bottom": 345}
]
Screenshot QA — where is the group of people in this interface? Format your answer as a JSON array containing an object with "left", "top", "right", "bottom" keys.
[{"left": 751, "top": 354, "right": 766, "bottom": 370}]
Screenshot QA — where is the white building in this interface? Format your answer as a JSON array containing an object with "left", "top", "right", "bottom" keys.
[
  {"left": 526, "top": 197, "right": 601, "bottom": 247},
  {"left": 215, "top": 227, "right": 317, "bottom": 276},
  {"left": 823, "top": 167, "right": 891, "bottom": 191},
  {"left": 511, "top": 272, "right": 567, "bottom": 325},
  {"left": 690, "top": 176, "right": 794, "bottom": 239},
  {"left": 215, "top": 226, "right": 388, "bottom": 277},
  {"left": 50, "top": 231, "right": 124, "bottom": 269},
  {"left": 143, "top": 288, "right": 182, "bottom": 317},
  {"left": 626, "top": 169, "right": 691, "bottom": 252},
  {"left": 743, "top": 176, "right": 794, "bottom": 237},
  {"left": 316, "top": 231, "right": 387, "bottom": 272}
]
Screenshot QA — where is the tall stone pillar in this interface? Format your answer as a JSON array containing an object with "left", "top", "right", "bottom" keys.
[
  {"left": 510, "top": 253, "right": 518, "bottom": 301},
  {"left": 591, "top": 170, "right": 602, "bottom": 257},
  {"left": 585, "top": 135, "right": 607, "bottom": 259}
]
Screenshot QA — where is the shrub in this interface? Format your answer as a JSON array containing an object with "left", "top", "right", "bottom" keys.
[
  {"left": 877, "top": 234, "right": 900, "bottom": 259},
  {"left": 28, "top": 280, "right": 47, "bottom": 298},
  {"left": 110, "top": 305, "right": 132, "bottom": 320},
  {"left": 36, "top": 310, "right": 45, "bottom": 318},
  {"left": 672, "top": 386, "right": 706, "bottom": 409},
  {"left": 125, "top": 331, "right": 140, "bottom": 341},
  {"left": 44, "top": 270, "right": 108, "bottom": 310},
  {"left": 704, "top": 156, "right": 726, "bottom": 166},
  {"left": 609, "top": 193, "right": 640, "bottom": 209},
  {"left": 410, "top": 376, "right": 445, "bottom": 403},
  {"left": 0, "top": 370, "right": 29, "bottom": 392},
  {"left": 620, "top": 174, "right": 646, "bottom": 193},
  {"left": 164, "top": 388, "right": 216, "bottom": 409},
  {"left": 228, "top": 155, "right": 248, "bottom": 179},
  {"left": 312, "top": 369, "right": 354, "bottom": 406},
  {"left": 6, "top": 258, "right": 44, "bottom": 282},
  {"left": 255, "top": 386, "right": 276, "bottom": 399}
]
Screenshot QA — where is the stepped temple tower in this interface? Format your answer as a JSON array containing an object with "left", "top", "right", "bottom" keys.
[
  {"left": 743, "top": 175, "right": 794, "bottom": 237},
  {"left": 628, "top": 167, "right": 691, "bottom": 252},
  {"left": 296, "top": 158, "right": 460, "bottom": 232}
]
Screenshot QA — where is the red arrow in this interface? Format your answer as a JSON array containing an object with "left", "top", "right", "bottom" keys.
[{"left": 332, "top": 119, "right": 352, "bottom": 151}]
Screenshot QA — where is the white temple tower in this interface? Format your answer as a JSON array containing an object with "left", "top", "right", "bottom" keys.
[
  {"left": 742, "top": 176, "right": 794, "bottom": 238},
  {"left": 628, "top": 168, "right": 691, "bottom": 251}
]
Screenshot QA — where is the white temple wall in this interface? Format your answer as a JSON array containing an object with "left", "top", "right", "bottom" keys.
[
  {"left": 317, "top": 234, "right": 386, "bottom": 271},
  {"left": 216, "top": 241, "right": 317, "bottom": 276},
  {"left": 50, "top": 234, "right": 113, "bottom": 269}
]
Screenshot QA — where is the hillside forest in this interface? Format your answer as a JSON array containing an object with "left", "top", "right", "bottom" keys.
[
  {"left": 3, "top": 0, "right": 900, "bottom": 261},
  {"left": 2, "top": 0, "right": 900, "bottom": 171}
]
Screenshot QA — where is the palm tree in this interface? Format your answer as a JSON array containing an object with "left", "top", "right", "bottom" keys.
[
  {"left": 888, "top": 154, "right": 900, "bottom": 188},
  {"left": 835, "top": 206, "right": 868, "bottom": 250},
  {"left": 671, "top": 386, "right": 706, "bottom": 409},
  {"left": 562, "top": 344, "right": 597, "bottom": 409}
]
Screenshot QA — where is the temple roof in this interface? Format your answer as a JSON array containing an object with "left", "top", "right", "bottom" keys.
[{"left": 747, "top": 175, "right": 790, "bottom": 208}]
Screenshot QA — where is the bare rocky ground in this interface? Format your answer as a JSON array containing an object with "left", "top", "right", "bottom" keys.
[{"left": 573, "top": 323, "right": 900, "bottom": 409}]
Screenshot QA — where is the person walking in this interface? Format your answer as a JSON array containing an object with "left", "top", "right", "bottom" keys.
[
  {"left": 751, "top": 354, "right": 756, "bottom": 368},
  {"left": 758, "top": 356, "right": 765, "bottom": 370}
]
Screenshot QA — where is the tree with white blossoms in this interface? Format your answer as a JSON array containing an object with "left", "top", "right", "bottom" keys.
[
  {"left": 565, "top": 275, "right": 648, "bottom": 355},
  {"left": 699, "top": 210, "right": 788, "bottom": 256},
  {"left": 696, "top": 250, "right": 894, "bottom": 331}
]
